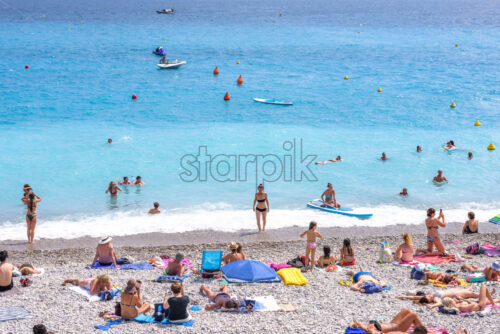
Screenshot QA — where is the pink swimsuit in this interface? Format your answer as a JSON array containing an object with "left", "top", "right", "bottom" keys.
[{"left": 307, "top": 242, "right": 317, "bottom": 249}]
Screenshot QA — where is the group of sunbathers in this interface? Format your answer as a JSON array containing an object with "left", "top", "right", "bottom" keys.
[{"left": 0, "top": 250, "right": 42, "bottom": 292}]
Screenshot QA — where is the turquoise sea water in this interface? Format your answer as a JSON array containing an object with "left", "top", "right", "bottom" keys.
[{"left": 0, "top": 0, "right": 499, "bottom": 239}]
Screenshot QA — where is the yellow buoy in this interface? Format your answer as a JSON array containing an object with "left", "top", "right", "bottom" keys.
[
  {"left": 41, "top": 14, "right": 46, "bottom": 18},
  {"left": 236, "top": 61, "right": 240, "bottom": 64},
  {"left": 344, "top": 75, "right": 348, "bottom": 80},
  {"left": 163, "top": 40, "right": 166, "bottom": 43},
  {"left": 450, "top": 102, "right": 456, "bottom": 108},
  {"left": 455, "top": 44, "right": 458, "bottom": 47},
  {"left": 67, "top": 27, "right": 70, "bottom": 31},
  {"left": 474, "top": 120, "right": 481, "bottom": 126},
  {"left": 377, "top": 87, "right": 382, "bottom": 92},
  {"left": 487, "top": 143, "right": 496, "bottom": 150},
  {"left": 279, "top": 13, "right": 282, "bottom": 17},
  {"left": 357, "top": 31, "right": 360, "bottom": 34}
]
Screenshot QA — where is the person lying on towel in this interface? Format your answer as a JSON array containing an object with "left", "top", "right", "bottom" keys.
[
  {"left": 352, "top": 308, "right": 433, "bottom": 333},
  {"left": 91, "top": 236, "right": 120, "bottom": 268},
  {"left": 63, "top": 274, "right": 111, "bottom": 295},
  {"left": 396, "top": 287, "right": 480, "bottom": 309},
  {"left": 423, "top": 270, "right": 459, "bottom": 285},
  {"left": 200, "top": 284, "right": 239, "bottom": 310},
  {"left": 461, "top": 261, "right": 499, "bottom": 281},
  {"left": 347, "top": 266, "right": 387, "bottom": 293}
]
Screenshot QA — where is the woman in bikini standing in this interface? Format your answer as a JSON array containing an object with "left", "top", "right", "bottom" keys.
[
  {"left": 321, "top": 183, "right": 340, "bottom": 208},
  {"left": 417, "top": 208, "right": 446, "bottom": 255},
  {"left": 105, "top": 181, "right": 122, "bottom": 196},
  {"left": 21, "top": 192, "right": 41, "bottom": 244},
  {"left": 253, "top": 184, "right": 269, "bottom": 232}
]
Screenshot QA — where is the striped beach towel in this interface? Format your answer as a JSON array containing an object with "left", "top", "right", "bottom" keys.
[
  {"left": 0, "top": 306, "right": 31, "bottom": 322},
  {"left": 489, "top": 214, "right": 500, "bottom": 224}
]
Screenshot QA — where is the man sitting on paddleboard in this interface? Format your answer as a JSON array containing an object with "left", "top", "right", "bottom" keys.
[{"left": 321, "top": 183, "right": 340, "bottom": 208}]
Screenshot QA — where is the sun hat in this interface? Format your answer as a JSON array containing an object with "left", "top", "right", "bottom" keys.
[
  {"left": 99, "top": 236, "right": 112, "bottom": 245},
  {"left": 174, "top": 253, "right": 184, "bottom": 262},
  {"left": 491, "top": 261, "right": 500, "bottom": 271}
]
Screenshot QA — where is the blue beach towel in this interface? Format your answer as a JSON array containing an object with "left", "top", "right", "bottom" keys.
[
  {"left": 94, "top": 319, "right": 122, "bottom": 331},
  {"left": 120, "top": 262, "right": 153, "bottom": 270},
  {"left": 155, "top": 272, "right": 191, "bottom": 283},
  {"left": 0, "top": 306, "right": 31, "bottom": 322},
  {"left": 87, "top": 261, "right": 117, "bottom": 269},
  {"left": 135, "top": 314, "right": 194, "bottom": 326},
  {"left": 345, "top": 328, "right": 368, "bottom": 334}
]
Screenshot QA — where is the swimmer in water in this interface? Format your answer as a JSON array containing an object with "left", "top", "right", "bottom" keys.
[
  {"left": 442, "top": 140, "right": 455, "bottom": 151},
  {"left": 380, "top": 152, "right": 388, "bottom": 160},
  {"left": 321, "top": 183, "right": 340, "bottom": 208},
  {"left": 468, "top": 152, "right": 473, "bottom": 159},
  {"left": 433, "top": 169, "right": 449, "bottom": 184},
  {"left": 107, "top": 138, "right": 112, "bottom": 144},
  {"left": 400, "top": 188, "right": 408, "bottom": 196},
  {"left": 132, "top": 176, "right": 145, "bottom": 185},
  {"left": 121, "top": 177, "right": 131, "bottom": 185},
  {"left": 105, "top": 181, "right": 122, "bottom": 196},
  {"left": 149, "top": 202, "right": 161, "bottom": 214},
  {"left": 315, "top": 156, "right": 341, "bottom": 165},
  {"left": 416, "top": 146, "right": 422, "bottom": 153}
]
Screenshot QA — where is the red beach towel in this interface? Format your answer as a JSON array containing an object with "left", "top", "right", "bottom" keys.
[{"left": 413, "top": 254, "right": 458, "bottom": 264}]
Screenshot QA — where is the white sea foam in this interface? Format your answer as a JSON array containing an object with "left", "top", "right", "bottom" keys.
[{"left": 0, "top": 202, "right": 498, "bottom": 241}]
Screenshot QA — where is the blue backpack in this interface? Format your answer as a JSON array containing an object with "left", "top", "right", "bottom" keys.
[{"left": 411, "top": 266, "right": 425, "bottom": 280}]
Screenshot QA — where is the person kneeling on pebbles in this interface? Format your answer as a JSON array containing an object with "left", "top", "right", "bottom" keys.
[
  {"left": 347, "top": 266, "right": 387, "bottom": 293},
  {"left": 200, "top": 284, "right": 239, "bottom": 310}
]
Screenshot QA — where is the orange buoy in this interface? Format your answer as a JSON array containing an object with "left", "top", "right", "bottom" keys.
[
  {"left": 223, "top": 92, "right": 230, "bottom": 100},
  {"left": 131, "top": 94, "right": 137, "bottom": 100},
  {"left": 237, "top": 75, "right": 243, "bottom": 85},
  {"left": 25, "top": 65, "right": 29, "bottom": 69},
  {"left": 213, "top": 66, "right": 219, "bottom": 75}
]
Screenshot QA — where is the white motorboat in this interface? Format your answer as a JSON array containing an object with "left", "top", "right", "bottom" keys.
[
  {"left": 157, "top": 8, "right": 175, "bottom": 14},
  {"left": 157, "top": 59, "right": 186, "bottom": 69}
]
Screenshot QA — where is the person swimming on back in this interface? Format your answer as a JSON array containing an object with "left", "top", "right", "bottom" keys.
[
  {"left": 433, "top": 169, "right": 449, "bottom": 184},
  {"left": 132, "top": 176, "right": 145, "bottom": 185},
  {"left": 321, "top": 183, "right": 340, "bottom": 208},
  {"left": 462, "top": 211, "right": 478, "bottom": 234},
  {"left": 315, "top": 156, "right": 341, "bottom": 165}
]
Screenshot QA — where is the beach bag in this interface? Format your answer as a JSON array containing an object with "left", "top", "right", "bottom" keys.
[
  {"left": 379, "top": 242, "right": 392, "bottom": 264},
  {"left": 361, "top": 282, "right": 383, "bottom": 294},
  {"left": 270, "top": 263, "right": 292, "bottom": 271},
  {"left": 116, "top": 258, "right": 131, "bottom": 265},
  {"left": 287, "top": 256, "right": 304, "bottom": 269},
  {"left": 438, "top": 306, "right": 458, "bottom": 315},
  {"left": 465, "top": 243, "right": 485, "bottom": 255},
  {"left": 114, "top": 302, "right": 121, "bottom": 316},
  {"left": 411, "top": 266, "right": 425, "bottom": 280},
  {"left": 466, "top": 273, "right": 485, "bottom": 283}
]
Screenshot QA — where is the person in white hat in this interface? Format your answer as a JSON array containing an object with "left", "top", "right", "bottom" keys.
[{"left": 91, "top": 236, "right": 119, "bottom": 268}]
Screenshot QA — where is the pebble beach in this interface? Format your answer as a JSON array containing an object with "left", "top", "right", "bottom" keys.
[{"left": 1, "top": 225, "right": 498, "bottom": 333}]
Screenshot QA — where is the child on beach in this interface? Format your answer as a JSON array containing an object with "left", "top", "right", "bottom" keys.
[
  {"left": 300, "top": 222, "right": 322, "bottom": 272},
  {"left": 340, "top": 238, "right": 355, "bottom": 266}
]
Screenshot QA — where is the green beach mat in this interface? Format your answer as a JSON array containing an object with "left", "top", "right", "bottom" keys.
[
  {"left": 220, "top": 278, "right": 260, "bottom": 285},
  {"left": 489, "top": 214, "right": 500, "bottom": 224}
]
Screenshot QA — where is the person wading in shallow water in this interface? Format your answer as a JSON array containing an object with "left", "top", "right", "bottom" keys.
[
  {"left": 22, "top": 192, "right": 41, "bottom": 244},
  {"left": 253, "top": 184, "right": 269, "bottom": 232}
]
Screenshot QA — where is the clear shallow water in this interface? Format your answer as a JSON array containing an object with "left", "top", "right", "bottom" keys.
[{"left": 0, "top": 0, "right": 499, "bottom": 240}]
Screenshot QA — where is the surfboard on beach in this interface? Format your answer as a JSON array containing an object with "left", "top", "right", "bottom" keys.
[{"left": 306, "top": 199, "right": 373, "bottom": 218}]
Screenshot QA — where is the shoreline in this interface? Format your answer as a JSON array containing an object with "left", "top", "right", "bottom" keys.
[{"left": 1, "top": 221, "right": 498, "bottom": 251}]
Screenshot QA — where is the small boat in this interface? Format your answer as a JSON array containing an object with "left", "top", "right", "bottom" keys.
[
  {"left": 253, "top": 98, "right": 293, "bottom": 105},
  {"left": 157, "top": 8, "right": 175, "bottom": 14},
  {"left": 157, "top": 59, "right": 186, "bottom": 69},
  {"left": 306, "top": 199, "right": 373, "bottom": 218},
  {"left": 153, "top": 47, "right": 166, "bottom": 56}
]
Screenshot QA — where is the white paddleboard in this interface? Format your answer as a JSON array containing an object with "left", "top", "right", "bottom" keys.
[{"left": 306, "top": 199, "right": 373, "bottom": 218}]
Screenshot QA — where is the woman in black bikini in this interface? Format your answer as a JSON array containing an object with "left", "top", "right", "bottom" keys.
[
  {"left": 253, "top": 184, "right": 269, "bottom": 232},
  {"left": 21, "top": 193, "right": 41, "bottom": 244}
]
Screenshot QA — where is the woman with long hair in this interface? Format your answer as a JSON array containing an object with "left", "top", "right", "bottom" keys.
[{"left": 21, "top": 192, "right": 41, "bottom": 244}]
